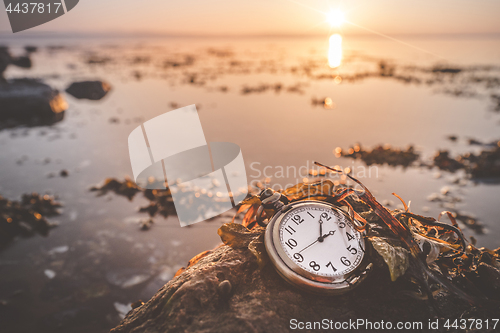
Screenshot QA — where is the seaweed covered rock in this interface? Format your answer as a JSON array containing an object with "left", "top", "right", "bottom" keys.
[
  {"left": 111, "top": 178, "right": 500, "bottom": 332},
  {"left": 0, "top": 193, "right": 61, "bottom": 249},
  {"left": 65, "top": 80, "right": 111, "bottom": 100},
  {"left": 111, "top": 224, "right": 500, "bottom": 333}
]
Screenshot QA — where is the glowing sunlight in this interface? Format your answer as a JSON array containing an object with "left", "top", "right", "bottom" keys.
[
  {"left": 328, "top": 33, "right": 342, "bottom": 68},
  {"left": 325, "top": 9, "right": 345, "bottom": 28}
]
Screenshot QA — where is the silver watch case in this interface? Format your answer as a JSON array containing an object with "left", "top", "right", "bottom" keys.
[{"left": 265, "top": 200, "right": 372, "bottom": 294}]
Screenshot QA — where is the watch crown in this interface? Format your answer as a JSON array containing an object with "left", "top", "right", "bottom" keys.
[
  {"left": 259, "top": 188, "right": 275, "bottom": 201},
  {"left": 259, "top": 188, "right": 290, "bottom": 212}
]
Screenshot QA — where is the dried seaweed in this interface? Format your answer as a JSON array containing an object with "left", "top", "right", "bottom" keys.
[
  {"left": 0, "top": 193, "right": 61, "bottom": 247},
  {"left": 335, "top": 143, "right": 419, "bottom": 167},
  {"left": 335, "top": 142, "right": 500, "bottom": 179}
]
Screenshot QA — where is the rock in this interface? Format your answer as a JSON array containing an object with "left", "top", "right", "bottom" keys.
[
  {"left": 109, "top": 182, "right": 500, "bottom": 332},
  {"left": 65, "top": 80, "right": 111, "bottom": 100},
  {"left": 0, "top": 79, "right": 67, "bottom": 122},
  {"left": 0, "top": 47, "right": 11, "bottom": 80},
  {"left": 111, "top": 236, "right": 498, "bottom": 333},
  {"left": 24, "top": 46, "right": 38, "bottom": 54},
  {"left": 0, "top": 46, "right": 33, "bottom": 81},
  {"left": 10, "top": 56, "right": 32, "bottom": 69}
]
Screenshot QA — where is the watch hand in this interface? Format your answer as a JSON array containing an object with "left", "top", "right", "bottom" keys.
[
  {"left": 298, "top": 239, "right": 319, "bottom": 254},
  {"left": 321, "top": 230, "right": 336, "bottom": 240},
  {"left": 318, "top": 218, "right": 323, "bottom": 241},
  {"left": 297, "top": 230, "right": 335, "bottom": 254}
]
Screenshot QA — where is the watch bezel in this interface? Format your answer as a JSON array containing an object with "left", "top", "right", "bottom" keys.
[{"left": 265, "top": 200, "right": 372, "bottom": 294}]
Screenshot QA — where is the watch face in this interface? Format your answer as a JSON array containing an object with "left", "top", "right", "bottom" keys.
[{"left": 277, "top": 202, "right": 365, "bottom": 279}]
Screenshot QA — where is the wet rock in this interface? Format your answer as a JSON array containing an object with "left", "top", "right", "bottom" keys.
[
  {"left": 111, "top": 233, "right": 499, "bottom": 333},
  {"left": 0, "top": 46, "right": 33, "bottom": 81},
  {"left": 0, "top": 47, "right": 11, "bottom": 79},
  {"left": 111, "top": 185, "right": 500, "bottom": 333},
  {"left": 65, "top": 80, "right": 111, "bottom": 101},
  {"left": 24, "top": 46, "right": 38, "bottom": 54},
  {"left": 11, "top": 56, "right": 32, "bottom": 69},
  {"left": 0, "top": 79, "right": 67, "bottom": 122}
]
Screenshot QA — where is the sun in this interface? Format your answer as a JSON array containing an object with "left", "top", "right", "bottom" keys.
[{"left": 326, "top": 9, "right": 345, "bottom": 28}]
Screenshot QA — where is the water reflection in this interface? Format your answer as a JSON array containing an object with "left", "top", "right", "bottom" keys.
[{"left": 328, "top": 34, "right": 342, "bottom": 68}]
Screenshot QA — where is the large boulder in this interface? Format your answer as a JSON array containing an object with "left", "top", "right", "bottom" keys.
[
  {"left": 110, "top": 226, "right": 498, "bottom": 333},
  {"left": 0, "top": 79, "right": 67, "bottom": 122}
]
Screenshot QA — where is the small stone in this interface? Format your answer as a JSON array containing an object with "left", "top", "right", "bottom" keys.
[
  {"left": 44, "top": 269, "right": 56, "bottom": 279},
  {"left": 48, "top": 245, "right": 69, "bottom": 255},
  {"left": 217, "top": 280, "right": 232, "bottom": 297},
  {"left": 131, "top": 300, "right": 144, "bottom": 309},
  {"left": 60, "top": 170, "right": 69, "bottom": 177}
]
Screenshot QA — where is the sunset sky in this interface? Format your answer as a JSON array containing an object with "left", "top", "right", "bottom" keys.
[{"left": 1, "top": 0, "right": 500, "bottom": 36}]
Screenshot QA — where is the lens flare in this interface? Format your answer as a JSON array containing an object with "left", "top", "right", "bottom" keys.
[{"left": 326, "top": 9, "right": 345, "bottom": 27}]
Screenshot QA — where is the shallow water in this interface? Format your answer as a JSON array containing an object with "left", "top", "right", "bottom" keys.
[{"left": 1, "top": 34, "right": 500, "bottom": 332}]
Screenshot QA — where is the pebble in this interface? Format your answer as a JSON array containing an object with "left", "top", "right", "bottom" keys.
[
  {"left": 44, "top": 269, "right": 56, "bottom": 279},
  {"left": 218, "top": 280, "right": 232, "bottom": 297}
]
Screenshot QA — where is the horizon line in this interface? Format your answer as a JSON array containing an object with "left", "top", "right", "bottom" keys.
[{"left": 1, "top": 30, "right": 500, "bottom": 40}]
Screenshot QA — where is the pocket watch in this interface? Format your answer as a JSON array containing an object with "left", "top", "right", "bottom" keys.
[{"left": 259, "top": 188, "right": 373, "bottom": 294}]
